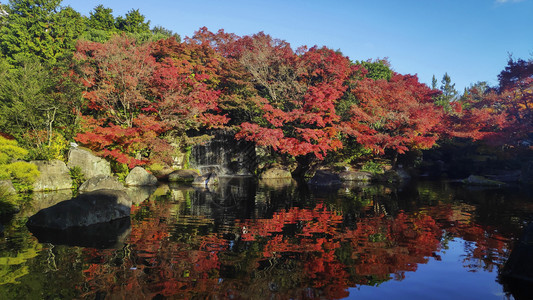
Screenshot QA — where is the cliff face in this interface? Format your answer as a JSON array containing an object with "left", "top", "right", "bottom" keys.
[{"left": 190, "top": 131, "right": 256, "bottom": 176}]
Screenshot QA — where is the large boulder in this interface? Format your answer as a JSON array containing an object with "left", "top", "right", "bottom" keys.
[
  {"left": 31, "top": 160, "right": 72, "bottom": 191},
  {"left": 79, "top": 175, "right": 125, "bottom": 193},
  {"left": 308, "top": 170, "right": 341, "bottom": 186},
  {"left": 339, "top": 171, "right": 372, "bottom": 182},
  {"left": 27, "top": 189, "right": 132, "bottom": 230},
  {"left": 260, "top": 168, "right": 292, "bottom": 179},
  {"left": 125, "top": 166, "right": 158, "bottom": 186},
  {"left": 168, "top": 169, "right": 200, "bottom": 183},
  {"left": 67, "top": 147, "right": 111, "bottom": 179}
]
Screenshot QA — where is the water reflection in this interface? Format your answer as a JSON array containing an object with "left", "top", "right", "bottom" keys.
[{"left": 0, "top": 180, "right": 532, "bottom": 299}]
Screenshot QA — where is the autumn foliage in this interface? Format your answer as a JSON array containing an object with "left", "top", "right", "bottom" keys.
[{"left": 68, "top": 27, "right": 533, "bottom": 170}]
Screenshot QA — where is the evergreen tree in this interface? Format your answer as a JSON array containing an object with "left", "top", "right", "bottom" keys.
[{"left": 0, "top": 0, "right": 84, "bottom": 63}]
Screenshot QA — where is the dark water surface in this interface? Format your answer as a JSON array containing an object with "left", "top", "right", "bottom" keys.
[{"left": 1, "top": 179, "right": 532, "bottom": 299}]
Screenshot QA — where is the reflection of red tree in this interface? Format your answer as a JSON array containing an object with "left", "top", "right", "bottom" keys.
[{"left": 78, "top": 200, "right": 510, "bottom": 299}]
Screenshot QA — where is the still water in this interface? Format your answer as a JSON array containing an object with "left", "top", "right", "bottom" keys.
[{"left": 1, "top": 179, "right": 532, "bottom": 299}]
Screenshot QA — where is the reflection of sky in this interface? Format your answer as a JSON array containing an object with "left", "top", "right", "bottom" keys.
[{"left": 348, "top": 238, "right": 506, "bottom": 300}]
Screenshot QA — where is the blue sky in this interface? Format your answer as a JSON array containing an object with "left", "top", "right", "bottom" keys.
[{"left": 62, "top": 0, "right": 533, "bottom": 92}]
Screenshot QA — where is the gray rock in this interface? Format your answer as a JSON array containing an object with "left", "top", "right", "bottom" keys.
[
  {"left": 31, "top": 160, "right": 72, "bottom": 191},
  {"left": 462, "top": 175, "right": 506, "bottom": 186},
  {"left": 67, "top": 147, "right": 111, "bottom": 179},
  {"left": 79, "top": 175, "right": 125, "bottom": 193},
  {"left": 27, "top": 189, "right": 132, "bottom": 229},
  {"left": 168, "top": 169, "right": 199, "bottom": 183},
  {"left": 339, "top": 171, "right": 372, "bottom": 182},
  {"left": 192, "top": 173, "right": 218, "bottom": 187},
  {"left": 0, "top": 180, "right": 16, "bottom": 194},
  {"left": 125, "top": 166, "right": 158, "bottom": 186},
  {"left": 308, "top": 170, "right": 341, "bottom": 186},
  {"left": 260, "top": 168, "right": 292, "bottom": 179}
]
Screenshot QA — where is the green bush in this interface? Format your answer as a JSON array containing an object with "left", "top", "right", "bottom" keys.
[
  {"left": 6, "top": 161, "right": 40, "bottom": 192},
  {"left": 0, "top": 137, "right": 39, "bottom": 192},
  {"left": 0, "top": 137, "right": 28, "bottom": 164},
  {"left": 361, "top": 161, "right": 385, "bottom": 174},
  {"left": 69, "top": 166, "right": 85, "bottom": 192}
]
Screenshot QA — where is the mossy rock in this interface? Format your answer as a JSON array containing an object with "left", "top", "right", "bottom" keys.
[{"left": 168, "top": 169, "right": 200, "bottom": 183}]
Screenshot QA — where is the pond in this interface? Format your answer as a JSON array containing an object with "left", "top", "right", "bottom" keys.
[{"left": 1, "top": 178, "right": 532, "bottom": 299}]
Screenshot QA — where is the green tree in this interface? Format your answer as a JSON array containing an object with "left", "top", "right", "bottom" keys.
[
  {"left": 115, "top": 9, "right": 150, "bottom": 34},
  {"left": 433, "top": 72, "right": 458, "bottom": 110},
  {"left": 151, "top": 25, "right": 181, "bottom": 42},
  {"left": 356, "top": 59, "right": 393, "bottom": 81},
  {"left": 0, "top": 0, "right": 84, "bottom": 63},
  {"left": 87, "top": 4, "right": 116, "bottom": 31}
]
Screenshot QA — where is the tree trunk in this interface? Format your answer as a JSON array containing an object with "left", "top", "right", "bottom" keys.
[{"left": 291, "top": 154, "right": 315, "bottom": 178}]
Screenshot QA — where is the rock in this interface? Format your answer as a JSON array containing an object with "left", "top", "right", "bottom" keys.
[
  {"left": 308, "top": 170, "right": 342, "bottom": 186},
  {"left": 339, "top": 171, "right": 372, "bottom": 182},
  {"left": 192, "top": 173, "right": 218, "bottom": 187},
  {"left": 462, "top": 175, "right": 506, "bottom": 186},
  {"left": 150, "top": 166, "right": 176, "bottom": 180},
  {"left": 125, "top": 166, "right": 158, "bottom": 186},
  {"left": 67, "top": 147, "right": 111, "bottom": 179},
  {"left": 27, "top": 189, "right": 132, "bottom": 230},
  {"left": 79, "top": 175, "right": 125, "bottom": 193},
  {"left": 0, "top": 180, "right": 16, "bottom": 194},
  {"left": 168, "top": 169, "right": 199, "bottom": 183},
  {"left": 31, "top": 160, "right": 72, "bottom": 191},
  {"left": 260, "top": 168, "right": 292, "bottom": 179}
]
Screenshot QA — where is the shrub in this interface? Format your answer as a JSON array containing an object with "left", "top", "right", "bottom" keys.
[
  {"left": 69, "top": 166, "right": 85, "bottom": 192},
  {"left": 361, "top": 161, "right": 385, "bottom": 174},
  {"left": 6, "top": 162, "right": 40, "bottom": 192},
  {"left": 0, "top": 137, "right": 28, "bottom": 164}
]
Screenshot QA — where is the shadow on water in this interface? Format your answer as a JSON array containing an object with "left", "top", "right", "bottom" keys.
[{"left": 27, "top": 217, "right": 131, "bottom": 249}]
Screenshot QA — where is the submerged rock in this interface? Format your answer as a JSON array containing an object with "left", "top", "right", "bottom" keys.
[
  {"left": 31, "top": 160, "right": 72, "bottom": 191},
  {"left": 27, "top": 189, "right": 132, "bottom": 230},
  {"left": 462, "top": 175, "right": 506, "bottom": 186},
  {"left": 79, "top": 175, "right": 125, "bottom": 193},
  {"left": 125, "top": 166, "right": 158, "bottom": 186},
  {"left": 67, "top": 147, "right": 111, "bottom": 179}
]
